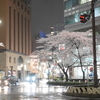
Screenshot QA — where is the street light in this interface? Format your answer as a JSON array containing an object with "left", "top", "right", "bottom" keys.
[
  {"left": 91, "top": 0, "right": 98, "bottom": 87},
  {"left": 79, "top": 0, "right": 98, "bottom": 87},
  {"left": 0, "top": 21, "right": 1, "bottom": 24}
]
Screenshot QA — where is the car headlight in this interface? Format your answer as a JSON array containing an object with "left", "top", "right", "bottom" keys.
[
  {"left": 32, "top": 76, "right": 36, "bottom": 81},
  {"left": 4, "top": 80, "right": 9, "bottom": 85},
  {"left": 4, "top": 80, "right": 8, "bottom": 83},
  {"left": 26, "top": 77, "right": 30, "bottom": 81}
]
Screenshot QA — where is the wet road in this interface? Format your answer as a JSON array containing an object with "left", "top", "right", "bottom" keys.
[{"left": 0, "top": 79, "right": 100, "bottom": 100}]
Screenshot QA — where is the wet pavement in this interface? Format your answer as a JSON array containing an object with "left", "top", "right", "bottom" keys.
[{"left": 0, "top": 79, "right": 100, "bottom": 100}]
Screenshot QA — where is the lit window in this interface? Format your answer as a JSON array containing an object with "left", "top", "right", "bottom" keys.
[
  {"left": 14, "top": 58, "right": 16, "bottom": 63},
  {"left": 80, "top": 0, "right": 87, "bottom": 4}
]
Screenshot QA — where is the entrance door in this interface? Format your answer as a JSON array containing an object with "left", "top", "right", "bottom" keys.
[{"left": 18, "top": 71, "right": 21, "bottom": 81}]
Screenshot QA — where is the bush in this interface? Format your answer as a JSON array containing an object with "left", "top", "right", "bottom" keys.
[{"left": 47, "top": 81, "right": 94, "bottom": 86}]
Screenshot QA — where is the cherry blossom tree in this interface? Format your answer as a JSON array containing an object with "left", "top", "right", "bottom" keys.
[{"left": 32, "top": 30, "right": 92, "bottom": 81}]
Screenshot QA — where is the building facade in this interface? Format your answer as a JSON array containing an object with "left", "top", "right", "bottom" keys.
[
  {"left": 50, "top": 23, "right": 64, "bottom": 35},
  {"left": 64, "top": 0, "right": 100, "bottom": 79},
  {"left": 0, "top": 0, "right": 32, "bottom": 81},
  {"left": 64, "top": 0, "right": 100, "bottom": 33}
]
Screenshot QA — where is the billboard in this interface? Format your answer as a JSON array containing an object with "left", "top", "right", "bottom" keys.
[{"left": 59, "top": 44, "right": 65, "bottom": 50}]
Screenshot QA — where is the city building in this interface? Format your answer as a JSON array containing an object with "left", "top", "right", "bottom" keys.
[
  {"left": 0, "top": 0, "right": 32, "bottom": 81},
  {"left": 50, "top": 23, "right": 64, "bottom": 35},
  {"left": 64, "top": 0, "right": 100, "bottom": 79},
  {"left": 64, "top": 0, "right": 100, "bottom": 33}
]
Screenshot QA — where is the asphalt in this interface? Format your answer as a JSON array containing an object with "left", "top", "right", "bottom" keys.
[{"left": 0, "top": 79, "right": 100, "bottom": 100}]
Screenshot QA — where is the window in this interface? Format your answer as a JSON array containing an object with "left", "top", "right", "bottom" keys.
[
  {"left": 18, "top": 2, "right": 20, "bottom": 7},
  {"left": 21, "top": 4, "right": 23, "bottom": 9},
  {"left": 70, "top": 15, "right": 75, "bottom": 24},
  {"left": 64, "top": 0, "right": 91, "bottom": 10},
  {"left": 28, "top": 0, "right": 30, "bottom": 5},
  {"left": 9, "top": 7, "right": 11, "bottom": 50},
  {"left": 18, "top": 12, "right": 20, "bottom": 52},
  {"left": 14, "top": 58, "right": 16, "bottom": 63},
  {"left": 64, "top": 0, "right": 72, "bottom": 10},
  {"left": 76, "top": 0, "right": 81, "bottom": 5},
  {"left": 28, "top": 10, "right": 29, "bottom": 14},
  {"left": 65, "top": 15, "right": 76, "bottom": 25},
  {"left": 9, "top": 57, "right": 11, "bottom": 63},
  {"left": 95, "top": 7, "right": 100, "bottom": 17},
  {"left": 74, "top": 13, "right": 79, "bottom": 22},
  {"left": 72, "top": 0, "right": 77, "bottom": 7},
  {"left": 21, "top": 15, "right": 23, "bottom": 53},
  {"left": 25, "top": 7, "right": 26, "bottom": 12},
  {"left": 14, "top": 0, "right": 16, "bottom": 4},
  {"left": 80, "top": 0, "right": 87, "bottom": 4},
  {"left": 14, "top": 10, "right": 16, "bottom": 51},
  {"left": 64, "top": 9, "right": 92, "bottom": 25}
]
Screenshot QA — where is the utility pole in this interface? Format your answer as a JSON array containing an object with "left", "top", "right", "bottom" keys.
[{"left": 91, "top": 0, "right": 98, "bottom": 87}]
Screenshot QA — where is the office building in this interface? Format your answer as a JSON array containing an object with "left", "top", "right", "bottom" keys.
[
  {"left": 0, "top": 0, "right": 32, "bottom": 80},
  {"left": 64, "top": 0, "right": 100, "bottom": 32}
]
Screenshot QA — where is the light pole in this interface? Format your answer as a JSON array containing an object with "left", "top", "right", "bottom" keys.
[
  {"left": 79, "top": 0, "right": 98, "bottom": 86},
  {"left": 91, "top": 0, "right": 98, "bottom": 87}
]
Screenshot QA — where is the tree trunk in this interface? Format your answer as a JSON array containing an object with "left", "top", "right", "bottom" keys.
[
  {"left": 83, "top": 71, "right": 85, "bottom": 82},
  {"left": 80, "top": 58, "right": 85, "bottom": 81},
  {"left": 64, "top": 72, "right": 68, "bottom": 81}
]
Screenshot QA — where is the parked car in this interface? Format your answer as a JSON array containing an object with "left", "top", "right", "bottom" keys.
[
  {"left": 0, "top": 76, "right": 19, "bottom": 86},
  {"left": 0, "top": 78, "right": 9, "bottom": 86}
]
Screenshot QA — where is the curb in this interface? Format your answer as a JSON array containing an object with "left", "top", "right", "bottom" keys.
[{"left": 62, "top": 86, "right": 100, "bottom": 98}]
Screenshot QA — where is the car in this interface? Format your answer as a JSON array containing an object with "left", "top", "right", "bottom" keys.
[
  {"left": 0, "top": 78, "right": 9, "bottom": 86},
  {"left": 0, "top": 76, "right": 19, "bottom": 86},
  {"left": 26, "top": 73, "right": 37, "bottom": 83}
]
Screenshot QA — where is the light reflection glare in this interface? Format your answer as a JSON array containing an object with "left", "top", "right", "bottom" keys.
[
  {"left": 0, "top": 81, "right": 64, "bottom": 94},
  {"left": 0, "top": 87, "right": 2, "bottom": 92},
  {"left": 0, "top": 20, "right": 2, "bottom": 24},
  {"left": 0, "top": 86, "right": 9, "bottom": 93},
  {"left": 3, "top": 86, "right": 9, "bottom": 94},
  {"left": 20, "top": 82, "right": 37, "bottom": 93}
]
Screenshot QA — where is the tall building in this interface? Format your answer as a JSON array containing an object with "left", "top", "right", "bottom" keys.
[{"left": 0, "top": 0, "right": 32, "bottom": 81}]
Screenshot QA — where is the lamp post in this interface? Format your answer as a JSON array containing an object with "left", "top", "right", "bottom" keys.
[{"left": 91, "top": 0, "right": 98, "bottom": 87}]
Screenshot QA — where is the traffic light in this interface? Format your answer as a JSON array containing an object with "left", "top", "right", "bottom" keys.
[{"left": 80, "top": 14, "right": 89, "bottom": 23}]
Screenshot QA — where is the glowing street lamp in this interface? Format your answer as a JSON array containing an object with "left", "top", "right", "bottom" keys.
[{"left": 0, "top": 20, "right": 2, "bottom": 24}]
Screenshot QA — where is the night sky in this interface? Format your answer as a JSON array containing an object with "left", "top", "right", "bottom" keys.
[{"left": 31, "top": 0, "right": 64, "bottom": 37}]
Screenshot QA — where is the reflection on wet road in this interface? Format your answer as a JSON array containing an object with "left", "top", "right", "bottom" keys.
[{"left": 0, "top": 79, "right": 100, "bottom": 100}]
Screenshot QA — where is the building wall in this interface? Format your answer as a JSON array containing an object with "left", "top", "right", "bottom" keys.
[
  {"left": 0, "top": 0, "right": 32, "bottom": 80},
  {"left": 64, "top": 0, "right": 100, "bottom": 32},
  {"left": 0, "top": 0, "right": 32, "bottom": 54},
  {"left": 0, "top": 51, "right": 6, "bottom": 68}
]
